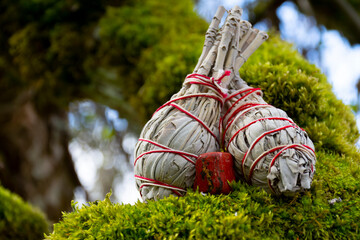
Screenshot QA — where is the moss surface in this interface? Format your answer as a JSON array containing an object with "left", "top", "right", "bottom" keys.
[
  {"left": 0, "top": 186, "right": 49, "bottom": 240},
  {"left": 47, "top": 150, "right": 360, "bottom": 240}
]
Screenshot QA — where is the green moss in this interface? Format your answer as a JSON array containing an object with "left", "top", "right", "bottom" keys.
[
  {"left": 47, "top": 149, "right": 360, "bottom": 240},
  {"left": 94, "top": 0, "right": 208, "bottom": 123},
  {"left": 0, "top": 186, "right": 49, "bottom": 240}
]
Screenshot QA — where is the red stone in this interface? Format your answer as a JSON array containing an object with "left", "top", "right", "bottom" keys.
[{"left": 193, "top": 152, "right": 236, "bottom": 195}]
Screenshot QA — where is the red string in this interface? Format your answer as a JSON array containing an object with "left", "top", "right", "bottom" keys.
[
  {"left": 135, "top": 175, "right": 185, "bottom": 191},
  {"left": 223, "top": 88, "right": 262, "bottom": 120},
  {"left": 247, "top": 144, "right": 315, "bottom": 184},
  {"left": 186, "top": 73, "right": 211, "bottom": 79},
  {"left": 267, "top": 144, "right": 315, "bottom": 193},
  {"left": 169, "top": 103, "right": 219, "bottom": 144},
  {"left": 240, "top": 125, "right": 297, "bottom": 175},
  {"left": 136, "top": 71, "right": 230, "bottom": 197},
  {"left": 134, "top": 146, "right": 195, "bottom": 166},
  {"left": 186, "top": 71, "right": 230, "bottom": 98},
  {"left": 225, "top": 87, "right": 257, "bottom": 101},
  {"left": 223, "top": 86, "right": 315, "bottom": 193},
  {"left": 214, "top": 70, "right": 231, "bottom": 84},
  {"left": 153, "top": 71, "right": 230, "bottom": 144},
  {"left": 154, "top": 94, "right": 224, "bottom": 114},
  {"left": 134, "top": 149, "right": 196, "bottom": 166},
  {"left": 247, "top": 145, "right": 287, "bottom": 182},
  {"left": 222, "top": 104, "right": 272, "bottom": 147},
  {"left": 226, "top": 117, "right": 295, "bottom": 150},
  {"left": 135, "top": 175, "right": 185, "bottom": 197},
  {"left": 187, "top": 81, "right": 227, "bottom": 98},
  {"left": 134, "top": 139, "right": 197, "bottom": 166},
  {"left": 268, "top": 144, "right": 315, "bottom": 171},
  {"left": 186, "top": 70, "right": 231, "bottom": 83}
]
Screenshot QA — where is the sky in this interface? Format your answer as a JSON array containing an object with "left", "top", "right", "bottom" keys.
[
  {"left": 71, "top": 0, "right": 360, "bottom": 206},
  {"left": 276, "top": 2, "right": 360, "bottom": 107},
  {"left": 275, "top": 1, "right": 360, "bottom": 148}
]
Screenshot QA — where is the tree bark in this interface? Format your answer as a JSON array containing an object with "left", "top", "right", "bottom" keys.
[{"left": 0, "top": 97, "right": 81, "bottom": 222}]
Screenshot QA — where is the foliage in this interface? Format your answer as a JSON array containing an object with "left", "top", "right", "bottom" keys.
[
  {"left": 0, "top": 0, "right": 121, "bottom": 113},
  {"left": 92, "top": 0, "right": 208, "bottom": 125},
  {"left": 0, "top": 185, "right": 49, "bottom": 240},
  {"left": 0, "top": 0, "right": 208, "bottom": 126}
]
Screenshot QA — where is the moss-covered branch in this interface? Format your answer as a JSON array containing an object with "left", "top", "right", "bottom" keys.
[{"left": 0, "top": 186, "right": 49, "bottom": 240}]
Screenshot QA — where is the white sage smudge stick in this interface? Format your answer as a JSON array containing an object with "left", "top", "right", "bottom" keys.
[
  {"left": 134, "top": 6, "right": 244, "bottom": 201},
  {"left": 222, "top": 22, "right": 316, "bottom": 195}
]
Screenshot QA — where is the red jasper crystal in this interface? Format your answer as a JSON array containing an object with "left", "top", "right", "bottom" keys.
[{"left": 193, "top": 152, "right": 236, "bottom": 194}]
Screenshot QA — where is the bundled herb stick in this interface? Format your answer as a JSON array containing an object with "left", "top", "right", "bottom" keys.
[
  {"left": 134, "top": 6, "right": 227, "bottom": 201},
  {"left": 222, "top": 21, "right": 316, "bottom": 195},
  {"left": 134, "top": 6, "right": 253, "bottom": 201}
]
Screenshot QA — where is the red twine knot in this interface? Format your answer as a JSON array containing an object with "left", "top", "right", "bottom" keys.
[{"left": 214, "top": 70, "right": 231, "bottom": 84}]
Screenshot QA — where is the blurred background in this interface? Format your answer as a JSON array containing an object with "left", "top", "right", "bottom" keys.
[{"left": 0, "top": 0, "right": 359, "bottom": 222}]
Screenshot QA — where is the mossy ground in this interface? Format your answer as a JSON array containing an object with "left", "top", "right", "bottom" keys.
[
  {"left": 0, "top": 186, "right": 49, "bottom": 240},
  {"left": 47, "top": 149, "right": 359, "bottom": 239},
  {"left": 47, "top": 35, "right": 360, "bottom": 239}
]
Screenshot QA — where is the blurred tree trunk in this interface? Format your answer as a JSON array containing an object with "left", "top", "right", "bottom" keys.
[{"left": 0, "top": 93, "right": 81, "bottom": 221}]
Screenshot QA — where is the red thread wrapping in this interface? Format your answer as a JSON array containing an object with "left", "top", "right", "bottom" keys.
[
  {"left": 240, "top": 125, "right": 297, "bottom": 176},
  {"left": 223, "top": 88, "right": 262, "bottom": 120},
  {"left": 135, "top": 175, "right": 185, "bottom": 197},
  {"left": 135, "top": 139, "right": 198, "bottom": 166},
  {"left": 222, "top": 104, "right": 272, "bottom": 147},
  {"left": 135, "top": 72, "right": 230, "bottom": 196},
  {"left": 226, "top": 117, "right": 295, "bottom": 150},
  {"left": 154, "top": 94, "right": 224, "bottom": 114},
  {"left": 169, "top": 103, "right": 219, "bottom": 143},
  {"left": 267, "top": 144, "right": 315, "bottom": 193},
  {"left": 223, "top": 87, "right": 315, "bottom": 193}
]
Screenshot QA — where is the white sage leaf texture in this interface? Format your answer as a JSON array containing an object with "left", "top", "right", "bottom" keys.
[{"left": 223, "top": 87, "right": 316, "bottom": 195}]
